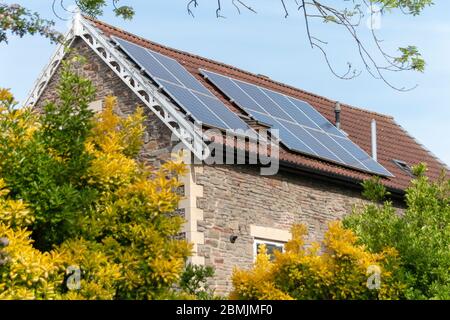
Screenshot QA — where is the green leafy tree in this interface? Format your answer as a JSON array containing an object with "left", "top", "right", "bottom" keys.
[
  {"left": 179, "top": 264, "right": 216, "bottom": 300},
  {"left": 344, "top": 164, "right": 450, "bottom": 299},
  {"left": 0, "top": 58, "right": 97, "bottom": 250},
  {"left": 0, "top": 62, "right": 200, "bottom": 299},
  {"left": 0, "top": 1, "right": 134, "bottom": 43},
  {"left": 0, "top": 3, "right": 62, "bottom": 43}
]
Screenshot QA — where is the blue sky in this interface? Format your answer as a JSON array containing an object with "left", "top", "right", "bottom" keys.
[{"left": 1, "top": 0, "right": 449, "bottom": 166}]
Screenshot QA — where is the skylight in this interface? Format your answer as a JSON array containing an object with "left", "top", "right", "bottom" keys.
[{"left": 392, "top": 159, "right": 415, "bottom": 177}]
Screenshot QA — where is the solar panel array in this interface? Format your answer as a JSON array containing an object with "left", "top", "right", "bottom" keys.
[
  {"left": 112, "top": 36, "right": 253, "bottom": 134},
  {"left": 200, "top": 69, "right": 393, "bottom": 177}
]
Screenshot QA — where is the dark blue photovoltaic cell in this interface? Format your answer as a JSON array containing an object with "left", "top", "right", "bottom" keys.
[
  {"left": 250, "top": 111, "right": 277, "bottom": 127},
  {"left": 201, "top": 69, "right": 393, "bottom": 176},
  {"left": 279, "top": 120, "right": 341, "bottom": 162},
  {"left": 193, "top": 92, "right": 252, "bottom": 133},
  {"left": 276, "top": 125, "right": 315, "bottom": 155},
  {"left": 363, "top": 160, "right": 393, "bottom": 177},
  {"left": 251, "top": 111, "right": 318, "bottom": 145},
  {"left": 113, "top": 36, "right": 182, "bottom": 85},
  {"left": 305, "top": 128, "right": 368, "bottom": 171},
  {"left": 334, "top": 136, "right": 391, "bottom": 176},
  {"left": 202, "top": 71, "right": 267, "bottom": 114},
  {"left": 287, "top": 97, "right": 345, "bottom": 137},
  {"left": 158, "top": 80, "right": 228, "bottom": 129},
  {"left": 149, "top": 50, "right": 212, "bottom": 96},
  {"left": 233, "top": 80, "right": 292, "bottom": 121},
  {"left": 262, "top": 89, "right": 321, "bottom": 130}
]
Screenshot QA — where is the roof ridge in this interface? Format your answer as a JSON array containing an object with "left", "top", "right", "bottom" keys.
[{"left": 84, "top": 16, "right": 393, "bottom": 120}]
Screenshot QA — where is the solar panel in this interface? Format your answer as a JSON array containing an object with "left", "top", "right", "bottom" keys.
[
  {"left": 200, "top": 69, "right": 393, "bottom": 177},
  {"left": 112, "top": 36, "right": 252, "bottom": 134},
  {"left": 287, "top": 97, "right": 344, "bottom": 137},
  {"left": 157, "top": 80, "right": 230, "bottom": 130}
]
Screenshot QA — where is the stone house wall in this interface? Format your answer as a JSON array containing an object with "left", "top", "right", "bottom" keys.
[{"left": 195, "top": 164, "right": 372, "bottom": 294}]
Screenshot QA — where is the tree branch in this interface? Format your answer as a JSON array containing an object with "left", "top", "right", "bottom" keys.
[{"left": 184, "top": 0, "right": 430, "bottom": 90}]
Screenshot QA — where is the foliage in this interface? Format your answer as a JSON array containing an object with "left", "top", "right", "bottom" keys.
[
  {"left": 75, "top": 0, "right": 134, "bottom": 20},
  {"left": 395, "top": 46, "right": 426, "bottom": 72},
  {"left": 0, "top": 3, "right": 62, "bottom": 43},
  {"left": 374, "top": 0, "right": 433, "bottom": 15},
  {"left": 188, "top": 0, "right": 433, "bottom": 90},
  {"left": 344, "top": 164, "right": 450, "bottom": 299},
  {"left": 231, "top": 222, "right": 404, "bottom": 300},
  {"left": 0, "top": 59, "right": 97, "bottom": 250},
  {"left": 0, "top": 179, "right": 65, "bottom": 300},
  {"left": 0, "top": 66, "right": 192, "bottom": 299},
  {"left": 0, "top": 1, "right": 134, "bottom": 44},
  {"left": 361, "top": 176, "right": 391, "bottom": 203},
  {"left": 179, "top": 264, "right": 216, "bottom": 300},
  {"left": 79, "top": 96, "right": 191, "bottom": 299}
]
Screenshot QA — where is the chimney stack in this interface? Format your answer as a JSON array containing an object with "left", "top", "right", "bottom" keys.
[{"left": 335, "top": 102, "right": 341, "bottom": 130}]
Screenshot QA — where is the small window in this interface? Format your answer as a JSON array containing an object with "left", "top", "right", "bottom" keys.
[
  {"left": 392, "top": 159, "right": 415, "bottom": 177},
  {"left": 176, "top": 184, "right": 185, "bottom": 197},
  {"left": 253, "top": 239, "right": 284, "bottom": 261}
]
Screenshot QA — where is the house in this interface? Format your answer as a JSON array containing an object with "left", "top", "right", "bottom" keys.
[{"left": 26, "top": 14, "right": 449, "bottom": 294}]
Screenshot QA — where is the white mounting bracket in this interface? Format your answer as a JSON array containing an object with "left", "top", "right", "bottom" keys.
[{"left": 24, "top": 14, "right": 210, "bottom": 161}]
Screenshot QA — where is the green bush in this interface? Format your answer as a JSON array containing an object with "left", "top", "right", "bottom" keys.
[{"left": 344, "top": 165, "right": 450, "bottom": 299}]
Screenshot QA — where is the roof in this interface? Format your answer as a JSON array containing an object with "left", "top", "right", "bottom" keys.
[{"left": 84, "top": 16, "right": 448, "bottom": 192}]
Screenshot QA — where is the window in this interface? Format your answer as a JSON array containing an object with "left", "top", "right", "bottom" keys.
[
  {"left": 253, "top": 239, "right": 284, "bottom": 261},
  {"left": 392, "top": 159, "right": 415, "bottom": 177},
  {"left": 176, "top": 184, "right": 185, "bottom": 197}
]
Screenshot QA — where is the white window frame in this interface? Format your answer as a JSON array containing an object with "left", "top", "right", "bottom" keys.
[{"left": 253, "top": 238, "right": 285, "bottom": 261}]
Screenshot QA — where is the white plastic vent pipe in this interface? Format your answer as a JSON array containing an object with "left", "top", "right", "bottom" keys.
[{"left": 371, "top": 119, "right": 377, "bottom": 161}]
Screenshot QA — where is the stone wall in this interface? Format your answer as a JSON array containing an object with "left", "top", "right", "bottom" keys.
[{"left": 196, "top": 164, "right": 376, "bottom": 294}]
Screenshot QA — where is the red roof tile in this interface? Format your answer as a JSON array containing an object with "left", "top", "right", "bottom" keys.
[{"left": 85, "top": 17, "right": 449, "bottom": 192}]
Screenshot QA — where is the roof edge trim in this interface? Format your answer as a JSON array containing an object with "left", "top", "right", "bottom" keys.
[
  {"left": 24, "top": 23, "right": 76, "bottom": 107},
  {"left": 278, "top": 159, "right": 406, "bottom": 199}
]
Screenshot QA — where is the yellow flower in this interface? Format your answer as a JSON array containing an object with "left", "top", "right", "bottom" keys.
[
  {"left": 230, "top": 221, "right": 403, "bottom": 300},
  {"left": 0, "top": 88, "right": 14, "bottom": 102}
]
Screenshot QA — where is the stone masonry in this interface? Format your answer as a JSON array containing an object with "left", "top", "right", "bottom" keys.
[{"left": 196, "top": 165, "right": 371, "bottom": 294}]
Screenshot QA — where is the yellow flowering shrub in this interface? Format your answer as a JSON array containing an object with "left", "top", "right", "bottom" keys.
[
  {"left": 83, "top": 157, "right": 191, "bottom": 298},
  {"left": 77, "top": 96, "right": 191, "bottom": 299},
  {"left": 0, "top": 88, "right": 14, "bottom": 102},
  {"left": 0, "top": 89, "right": 39, "bottom": 149},
  {"left": 0, "top": 226, "right": 65, "bottom": 300},
  {"left": 0, "top": 180, "right": 34, "bottom": 227},
  {"left": 0, "top": 179, "right": 65, "bottom": 300},
  {"left": 56, "top": 239, "right": 122, "bottom": 300},
  {"left": 85, "top": 96, "right": 143, "bottom": 188},
  {"left": 231, "top": 222, "right": 405, "bottom": 300},
  {"left": 1, "top": 87, "right": 191, "bottom": 299}
]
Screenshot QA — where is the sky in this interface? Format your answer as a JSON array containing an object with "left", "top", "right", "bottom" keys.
[{"left": 1, "top": 0, "right": 449, "bottom": 166}]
